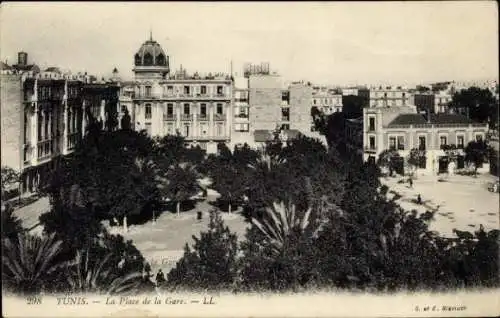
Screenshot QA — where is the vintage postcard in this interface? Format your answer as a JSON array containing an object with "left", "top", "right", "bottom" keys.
[{"left": 1, "top": 1, "right": 499, "bottom": 317}]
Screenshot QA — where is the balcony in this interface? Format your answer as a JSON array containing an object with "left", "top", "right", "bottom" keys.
[
  {"left": 198, "top": 113, "right": 209, "bottom": 121},
  {"left": 364, "top": 146, "right": 377, "bottom": 154},
  {"left": 184, "top": 135, "right": 230, "bottom": 141},
  {"left": 181, "top": 114, "right": 193, "bottom": 121},
  {"left": 163, "top": 114, "right": 176, "bottom": 121},
  {"left": 214, "top": 93, "right": 227, "bottom": 99},
  {"left": 214, "top": 113, "right": 226, "bottom": 121},
  {"left": 179, "top": 93, "right": 194, "bottom": 98},
  {"left": 236, "top": 113, "right": 249, "bottom": 119},
  {"left": 37, "top": 140, "right": 53, "bottom": 161}
]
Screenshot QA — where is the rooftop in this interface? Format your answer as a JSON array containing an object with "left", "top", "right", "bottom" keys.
[{"left": 387, "top": 113, "right": 478, "bottom": 127}]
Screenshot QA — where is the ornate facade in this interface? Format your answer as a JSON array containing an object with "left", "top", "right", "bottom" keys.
[{"left": 122, "top": 35, "right": 233, "bottom": 153}]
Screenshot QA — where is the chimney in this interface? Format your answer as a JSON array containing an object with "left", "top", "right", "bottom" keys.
[{"left": 18, "top": 52, "right": 28, "bottom": 66}]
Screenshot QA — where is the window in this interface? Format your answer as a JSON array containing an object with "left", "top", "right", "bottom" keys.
[
  {"left": 201, "top": 85, "right": 207, "bottom": 95},
  {"left": 121, "top": 105, "right": 127, "bottom": 113},
  {"left": 419, "top": 136, "right": 426, "bottom": 150},
  {"left": 475, "top": 134, "right": 483, "bottom": 142},
  {"left": 234, "top": 123, "right": 249, "bottom": 132},
  {"left": 184, "top": 124, "right": 190, "bottom": 137},
  {"left": 397, "top": 136, "right": 405, "bottom": 150},
  {"left": 389, "top": 137, "right": 396, "bottom": 150},
  {"left": 200, "top": 104, "right": 207, "bottom": 117},
  {"left": 145, "top": 86, "right": 152, "bottom": 97},
  {"left": 167, "top": 86, "right": 173, "bottom": 95},
  {"left": 217, "top": 86, "right": 223, "bottom": 95},
  {"left": 145, "top": 104, "right": 152, "bottom": 119},
  {"left": 457, "top": 135, "right": 464, "bottom": 148},
  {"left": 143, "top": 53, "right": 153, "bottom": 66},
  {"left": 184, "top": 103, "right": 190, "bottom": 115},
  {"left": 281, "top": 124, "right": 290, "bottom": 130},
  {"left": 368, "top": 117, "right": 375, "bottom": 131},
  {"left": 440, "top": 136, "right": 447, "bottom": 146},
  {"left": 167, "top": 104, "right": 174, "bottom": 115},
  {"left": 216, "top": 103, "right": 223, "bottom": 115},
  {"left": 184, "top": 86, "right": 190, "bottom": 95},
  {"left": 369, "top": 136, "right": 376, "bottom": 149},
  {"left": 281, "top": 108, "right": 290, "bottom": 121},
  {"left": 313, "top": 99, "right": 317, "bottom": 105}
]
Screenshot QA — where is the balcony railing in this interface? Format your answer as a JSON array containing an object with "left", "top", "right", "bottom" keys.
[
  {"left": 198, "top": 114, "right": 209, "bottom": 120},
  {"left": 184, "top": 135, "right": 229, "bottom": 141},
  {"left": 179, "top": 93, "right": 193, "bottom": 98},
  {"left": 215, "top": 93, "right": 226, "bottom": 98},
  {"left": 37, "top": 140, "right": 53, "bottom": 160},
  {"left": 181, "top": 114, "right": 193, "bottom": 121},
  {"left": 163, "top": 114, "right": 176, "bottom": 121},
  {"left": 214, "top": 113, "right": 226, "bottom": 121},
  {"left": 236, "top": 113, "right": 249, "bottom": 119}
]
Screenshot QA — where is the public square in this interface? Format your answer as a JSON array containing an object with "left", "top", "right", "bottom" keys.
[{"left": 13, "top": 172, "right": 499, "bottom": 274}]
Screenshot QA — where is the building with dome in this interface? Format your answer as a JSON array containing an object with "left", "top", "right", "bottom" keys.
[{"left": 121, "top": 34, "right": 233, "bottom": 153}]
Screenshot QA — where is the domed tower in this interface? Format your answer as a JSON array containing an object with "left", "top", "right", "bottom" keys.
[{"left": 133, "top": 32, "right": 170, "bottom": 79}]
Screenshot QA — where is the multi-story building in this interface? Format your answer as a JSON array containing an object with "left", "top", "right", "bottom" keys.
[
  {"left": 311, "top": 86, "right": 342, "bottom": 114},
  {"left": 414, "top": 91, "right": 453, "bottom": 114},
  {"left": 341, "top": 87, "right": 359, "bottom": 96},
  {"left": 128, "top": 35, "right": 233, "bottom": 153},
  {"left": 361, "top": 106, "right": 489, "bottom": 175},
  {"left": 366, "top": 86, "right": 411, "bottom": 108},
  {"left": 1, "top": 52, "right": 119, "bottom": 194}
]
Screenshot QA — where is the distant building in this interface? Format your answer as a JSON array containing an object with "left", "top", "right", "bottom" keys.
[
  {"left": 1, "top": 51, "right": 119, "bottom": 194},
  {"left": 414, "top": 91, "right": 453, "bottom": 114},
  {"left": 311, "top": 86, "right": 342, "bottom": 114},
  {"left": 341, "top": 87, "right": 359, "bottom": 96},
  {"left": 361, "top": 106, "right": 489, "bottom": 175},
  {"left": 366, "top": 86, "right": 411, "bottom": 108}
]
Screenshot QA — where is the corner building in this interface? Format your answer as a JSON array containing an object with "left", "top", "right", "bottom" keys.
[{"left": 128, "top": 36, "right": 233, "bottom": 153}]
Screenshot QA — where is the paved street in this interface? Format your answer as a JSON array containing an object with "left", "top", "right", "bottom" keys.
[{"left": 382, "top": 173, "right": 499, "bottom": 237}]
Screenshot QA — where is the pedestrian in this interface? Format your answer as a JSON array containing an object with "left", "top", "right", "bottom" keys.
[
  {"left": 417, "top": 194, "right": 422, "bottom": 205},
  {"left": 155, "top": 269, "right": 165, "bottom": 286},
  {"left": 409, "top": 177, "right": 413, "bottom": 188}
]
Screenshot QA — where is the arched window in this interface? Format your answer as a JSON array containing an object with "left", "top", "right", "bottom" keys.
[
  {"left": 143, "top": 53, "right": 153, "bottom": 66},
  {"left": 134, "top": 54, "right": 141, "bottom": 65},
  {"left": 156, "top": 53, "right": 165, "bottom": 65}
]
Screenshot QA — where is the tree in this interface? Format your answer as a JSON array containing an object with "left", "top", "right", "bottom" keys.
[
  {"left": 450, "top": 87, "right": 498, "bottom": 128},
  {"left": 2, "top": 233, "right": 70, "bottom": 295},
  {"left": 407, "top": 148, "right": 426, "bottom": 175},
  {"left": 464, "top": 140, "right": 489, "bottom": 176},
  {"left": 342, "top": 95, "right": 366, "bottom": 119},
  {"left": 377, "top": 149, "right": 400, "bottom": 176},
  {"left": 162, "top": 165, "right": 200, "bottom": 216},
  {"left": 1, "top": 166, "right": 20, "bottom": 200},
  {"left": 167, "top": 210, "right": 239, "bottom": 290}
]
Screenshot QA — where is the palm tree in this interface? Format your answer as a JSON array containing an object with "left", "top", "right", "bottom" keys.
[
  {"left": 251, "top": 201, "right": 319, "bottom": 256},
  {"left": 2, "top": 233, "right": 69, "bottom": 294},
  {"left": 66, "top": 248, "right": 144, "bottom": 295}
]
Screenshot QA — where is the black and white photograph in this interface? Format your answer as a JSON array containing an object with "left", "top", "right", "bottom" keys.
[{"left": 1, "top": 1, "right": 499, "bottom": 317}]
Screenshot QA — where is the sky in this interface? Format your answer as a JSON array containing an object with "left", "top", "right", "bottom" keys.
[{"left": 1, "top": 1, "right": 498, "bottom": 86}]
